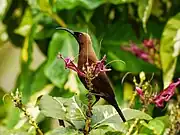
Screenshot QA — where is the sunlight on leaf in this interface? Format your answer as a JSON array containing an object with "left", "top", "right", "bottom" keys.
[
  {"left": 138, "top": 0, "right": 153, "bottom": 32},
  {"left": 39, "top": 95, "right": 87, "bottom": 129},
  {"left": 54, "top": 0, "right": 135, "bottom": 10},
  {"left": 140, "top": 116, "right": 169, "bottom": 135},
  {"left": 160, "top": 13, "right": 180, "bottom": 88},
  {"left": 91, "top": 105, "right": 152, "bottom": 131},
  {"left": 38, "top": 0, "right": 51, "bottom": 13},
  {"left": 45, "top": 127, "right": 83, "bottom": 135},
  {"left": 89, "top": 126, "right": 121, "bottom": 135},
  {"left": 14, "top": 8, "right": 33, "bottom": 37}
]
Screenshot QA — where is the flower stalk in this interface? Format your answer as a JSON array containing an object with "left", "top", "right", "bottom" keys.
[
  {"left": 84, "top": 78, "right": 93, "bottom": 135},
  {"left": 165, "top": 95, "right": 180, "bottom": 135},
  {"left": 10, "top": 89, "right": 43, "bottom": 135}
]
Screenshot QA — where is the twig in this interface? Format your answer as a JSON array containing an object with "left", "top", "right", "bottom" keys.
[
  {"left": 84, "top": 73, "right": 94, "bottom": 135},
  {"left": 10, "top": 90, "right": 43, "bottom": 135},
  {"left": 140, "top": 120, "right": 159, "bottom": 135},
  {"left": 84, "top": 92, "right": 93, "bottom": 135},
  {"left": 166, "top": 98, "right": 180, "bottom": 135},
  {"left": 126, "top": 118, "right": 139, "bottom": 135},
  {"left": 126, "top": 108, "right": 146, "bottom": 135},
  {"left": 128, "top": 92, "right": 137, "bottom": 108}
]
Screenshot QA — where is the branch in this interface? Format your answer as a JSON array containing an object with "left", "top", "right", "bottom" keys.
[
  {"left": 84, "top": 77, "right": 94, "bottom": 135},
  {"left": 10, "top": 89, "right": 43, "bottom": 135}
]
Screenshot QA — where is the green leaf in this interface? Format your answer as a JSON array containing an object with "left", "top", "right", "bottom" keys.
[
  {"left": 46, "top": 127, "right": 83, "bottom": 135},
  {"left": 45, "top": 32, "right": 77, "bottom": 88},
  {"left": 30, "top": 61, "right": 49, "bottom": 94},
  {"left": 14, "top": 8, "right": 33, "bottom": 36},
  {"left": 140, "top": 116, "right": 169, "bottom": 135},
  {"left": 54, "top": 0, "right": 135, "bottom": 10},
  {"left": 90, "top": 126, "right": 121, "bottom": 135},
  {"left": 17, "top": 24, "right": 37, "bottom": 103},
  {"left": 105, "top": 131, "right": 123, "bottom": 135},
  {"left": 37, "top": 0, "right": 52, "bottom": 13},
  {"left": 5, "top": 106, "right": 20, "bottom": 128},
  {"left": 138, "top": 0, "right": 153, "bottom": 32},
  {"left": 107, "top": 52, "right": 126, "bottom": 71},
  {"left": 91, "top": 105, "right": 152, "bottom": 131},
  {"left": 39, "top": 95, "right": 87, "bottom": 129},
  {"left": 148, "top": 120, "right": 165, "bottom": 134},
  {"left": 0, "top": 126, "right": 35, "bottom": 135},
  {"left": 160, "top": 13, "right": 180, "bottom": 88},
  {"left": 0, "top": 0, "right": 8, "bottom": 20},
  {"left": 109, "top": 0, "right": 135, "bottom": 4}
]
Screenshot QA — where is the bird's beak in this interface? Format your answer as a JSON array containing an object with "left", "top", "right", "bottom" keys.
[{"left": 56, "top": 27, "right": 77, "bottom": 39}]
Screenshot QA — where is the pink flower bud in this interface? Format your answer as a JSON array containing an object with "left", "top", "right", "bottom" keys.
[
  {"left": 135, "top": 87, "right": 144, "bottom": 100},
  {"left": 143, "top": 39, "right": 154, "bottom": 48},
  {"left": 153, "top": 78, "right": 180, "bottom": 107}
]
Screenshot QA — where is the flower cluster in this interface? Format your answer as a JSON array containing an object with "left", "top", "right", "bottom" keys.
[
  {"left": 57, "top": 53, "right": 111, "bottom": 79},
  {"left": 57, "top": 54, "right": 85, "bottom": 77},
  {"left": 121, "top": 39, "right": 160, "bottom": 67},
  {"left": 136, "top": 79, "right": 180, "bottom": 107}
]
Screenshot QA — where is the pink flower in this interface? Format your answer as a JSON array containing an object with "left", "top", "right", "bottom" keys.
[
  {"left": 143, "top": 39, "right": 154, "bottom": 48},
  {"left": 153, "top": 79, "right": 180, "bottom": 107},
  {"left": 93, "top": 55, "right": 111, "bottom": 75},
  {"left": 135, "top": 79, "right": 180, "bottom": 107},
  {"left": 57, "top": 53, "right": 111, "bottom": 78},
  {"left": 121, "top": 43, "right": 153, "bottom": 63},
  {"left": 57, "top": 54, "right": 85, "bottom": 77},
  {"left": 135, "top": 87, "right": 144, "bottom": 100}
]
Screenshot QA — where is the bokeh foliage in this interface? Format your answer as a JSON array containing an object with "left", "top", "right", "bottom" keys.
[{"left": 0, "top": 0, "right": 180, "bottom": 134}]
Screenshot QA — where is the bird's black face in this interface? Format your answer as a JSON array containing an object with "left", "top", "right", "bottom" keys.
[
  {"left": 56, "top": 27, "right": 83, "bottom": 44},
  {"left": 73, "top": 32, "right": 84, "bottom": 44}
]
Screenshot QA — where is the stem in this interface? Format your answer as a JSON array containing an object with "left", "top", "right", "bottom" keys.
[
  {"left": 126, "top": 108, "right": 145, "bottom": 135},
  {"left": 126, "top": 118, "right": 139, "bottom": 135},
  {"left": 167, "top": 99, "right": 180, "bottom": 135},
  {"left": 84, "top": 78, "right": 93, "bottom": 135},
  {"left": 84, "top": 92, "right": 93, "bottom": 135},
  {"left": 21, "top": 106, "right": 43, "bottom": 135},
  {"left": 10, "top": 90, "right": 43, "bottom": 135},
  {"left": 128, "top": 92, "right": 137, "bottom": 108},
  {"left": 51, "top": 13, "right": 67, "bottom": 27}
]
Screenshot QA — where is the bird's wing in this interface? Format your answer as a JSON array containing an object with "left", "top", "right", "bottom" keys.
[{"left": 92, "top": 72, "right": 115, "bottom": 98}]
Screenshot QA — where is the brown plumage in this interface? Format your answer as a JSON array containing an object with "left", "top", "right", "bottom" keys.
[{"left": 57, "top": 28, "right": 126, "bottom": 122}]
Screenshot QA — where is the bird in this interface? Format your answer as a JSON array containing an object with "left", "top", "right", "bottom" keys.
[{"left": 57, "top": 27, "right": 126, "bottom": 122}]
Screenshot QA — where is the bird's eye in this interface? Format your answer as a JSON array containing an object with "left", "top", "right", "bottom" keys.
[{"left": 78, "top": 33, "right": 82, "bottom": 38}]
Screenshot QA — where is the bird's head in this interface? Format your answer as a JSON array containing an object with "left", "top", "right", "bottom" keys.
[{"left": 56, "top": 27, "right": 92, "bottom": 46}]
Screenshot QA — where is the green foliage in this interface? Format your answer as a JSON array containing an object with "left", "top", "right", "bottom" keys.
[
  {"left": 160, "top": 13, "right": 180, "bottom": 88},
  {"left": 139, "top": 116, "right": 169, "bottom": 135},
  {"left": 39, "top": 95, "right": 152, "bottom": 134},
  {"left": 0, "top": 0, "right": 180, "bottom": 134},
  {"left": 138, "top": 0, "right": 153, "bottom": 32}
]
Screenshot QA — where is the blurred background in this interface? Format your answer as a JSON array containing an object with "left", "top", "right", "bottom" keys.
[{"left": 0, "top": 0, "right": 180, "bottom": 134}]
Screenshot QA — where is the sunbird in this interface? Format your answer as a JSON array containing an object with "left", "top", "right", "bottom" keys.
[{"left": 57, "top": 27, "right": 126, "bottom": 122}]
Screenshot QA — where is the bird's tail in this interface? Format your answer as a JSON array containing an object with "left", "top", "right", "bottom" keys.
[
  {"left": 113, "top": 103, "right": 126, "bottom": 122},
  {"left": 105, "top": 96, "right": 126, "bottom": 122}
]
